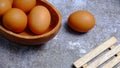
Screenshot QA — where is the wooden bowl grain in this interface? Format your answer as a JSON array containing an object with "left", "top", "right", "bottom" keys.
[{"left": 0, "top": 0, "right": 62, "bottom": 45}]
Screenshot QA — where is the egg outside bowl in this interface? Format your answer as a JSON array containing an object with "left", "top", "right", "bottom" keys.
[{"left": 0, "top": 0, "right": 62, "bottom": 45}]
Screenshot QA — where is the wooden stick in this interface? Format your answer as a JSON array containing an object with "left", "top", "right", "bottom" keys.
[
  {"left": 82, "top": 64, "right": 87, "bottom": 68},
  {"left": 102, "top": 52, "right": 120, "bottom": 68},
  {"left": 87, "top": 45, "right": 120, "bottom": 68},
  {"left": 117, "top": 66, "right": 120, "bottom": 68},
  {"left": 73, "top": 37, "right": 117, "bottom": 68},
  {"left": 108, "top": 45, "right": 115, "bottom": 50}
]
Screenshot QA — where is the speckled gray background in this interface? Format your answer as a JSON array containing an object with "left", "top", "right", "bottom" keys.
[{"left": 0, "top": 0, "right": 120, "bottom": 68}]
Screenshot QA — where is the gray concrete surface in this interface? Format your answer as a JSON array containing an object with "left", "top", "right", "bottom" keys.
[{"left": 0, "top": 0, "right": 120, "bottom": 68}]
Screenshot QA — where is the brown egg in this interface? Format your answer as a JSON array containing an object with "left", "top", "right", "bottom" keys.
[
  {"left": 28, "top": 5, "right": 51, "bottom": 35},
  {"left": 13, "top": 0, "right": 36, "bottom": 12},
  {"left": 2, "top": 8, "right": 27, "bottom": 33},
  {"left": 0, "top": 0, "right": 12, "bottom": 16},
  {"left": 68, "top": 10, "right": 95, "bottom": 32}
]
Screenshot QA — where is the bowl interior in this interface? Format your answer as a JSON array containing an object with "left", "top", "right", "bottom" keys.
[{"left": 0, "top": 0, "right": 60, "bottom": 38}]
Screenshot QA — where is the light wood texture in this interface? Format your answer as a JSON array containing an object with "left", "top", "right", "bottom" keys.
[
  {"left": 109, "top": 45, "right": 115, "bottom": 50},
  {"left": 82, "top": 64, "right": 87, "bottom": 68},
  {"left": 73, "top": 37, "right": 117, "bottom": 68},
  {"left": 102, "top": 52, "right": 120, "bottom": 68},
  {"left": 118, "top": 66, "right": 120, "bottom": 68},
  {"left": 87, "top": 45, "right": 120, "bottom": 68}
]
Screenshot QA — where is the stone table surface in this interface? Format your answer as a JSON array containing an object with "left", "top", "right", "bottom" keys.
[{"left": 0, "top": 0, "right": 120, "bottom": 68}]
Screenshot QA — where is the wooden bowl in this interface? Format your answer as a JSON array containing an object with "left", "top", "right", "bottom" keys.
[{"left": 0, "top": 0, "right": 62, "bottom": 45}]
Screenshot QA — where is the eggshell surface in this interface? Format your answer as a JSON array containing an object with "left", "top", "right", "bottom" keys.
[
  {"left": 13, "top": 0, "right": 36, "bottom": 12},
  {"left": 28, "top": 6, "right": 51, "bottom": 35},
  {"left": 2, "top": 8, "right": 27, "bottom": 33},
  {"left": 68, "top": 10, "right": 95, "bottom": 32},
  {"left": 0, "top": 0, "right": 12, "bottom": 16}
]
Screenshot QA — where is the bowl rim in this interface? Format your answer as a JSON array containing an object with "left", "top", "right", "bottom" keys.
[{"left": 0, "top": 0, "right": 62, "bottom": 40}]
